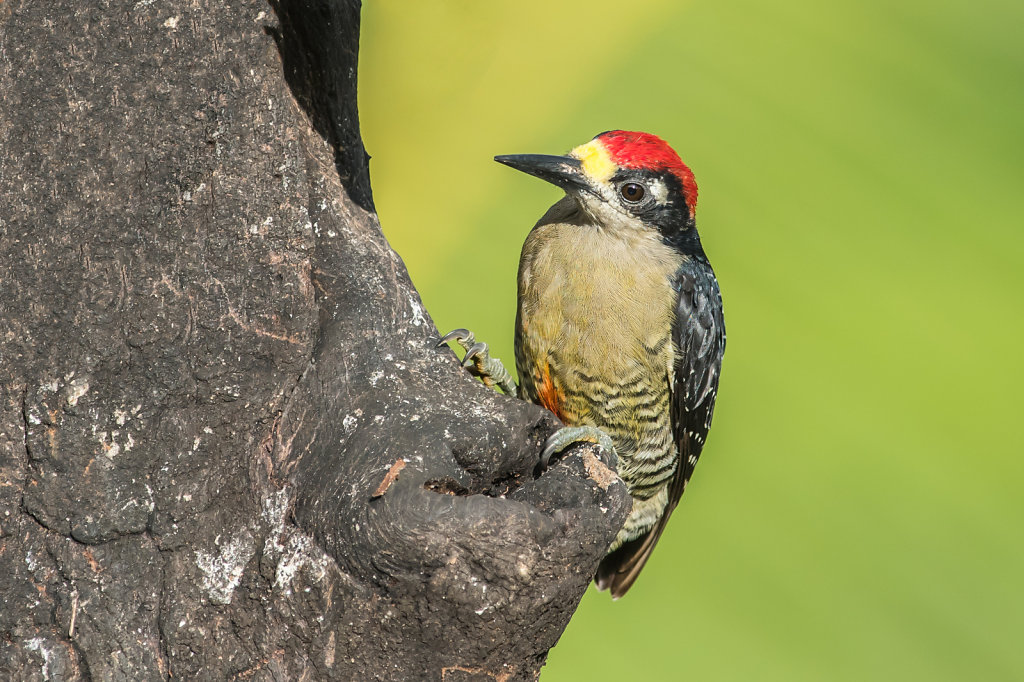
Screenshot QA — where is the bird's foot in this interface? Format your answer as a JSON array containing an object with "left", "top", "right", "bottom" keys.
[
  {"left": 540, "top": 425, "right": 616, "bottom": 470},
  {"left": 437, "top": 328, "right": 518, "bottom": 396}
]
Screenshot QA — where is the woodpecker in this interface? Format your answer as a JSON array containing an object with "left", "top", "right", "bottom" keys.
[{"left": 442, "top": 131, "right": 724, "bottom": 598}]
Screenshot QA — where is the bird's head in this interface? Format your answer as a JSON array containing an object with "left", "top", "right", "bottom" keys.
[{"left": 496, "top": 130, "right": 699, "bottom": 247}]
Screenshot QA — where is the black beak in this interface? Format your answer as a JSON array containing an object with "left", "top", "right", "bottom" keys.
[{"left": 494, "top": 154, "right": 590, "bottom": 193}]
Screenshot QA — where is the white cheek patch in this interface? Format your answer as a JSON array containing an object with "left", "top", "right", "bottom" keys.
[{"left": 649, "top": 178, "right": 669, "bottom": 205}]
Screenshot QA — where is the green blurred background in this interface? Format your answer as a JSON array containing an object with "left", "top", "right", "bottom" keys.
[{"left": 359, "top": 1, "right": 1024, "bottom": 679}]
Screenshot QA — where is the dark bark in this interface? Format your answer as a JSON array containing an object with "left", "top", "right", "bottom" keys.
[{"left": 0, "top": 1, "right": 630, "bottom": 680}]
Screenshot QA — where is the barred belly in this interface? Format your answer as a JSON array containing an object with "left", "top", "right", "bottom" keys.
[{"left": 548, "top": 346, "right": 677, "bottom": 550}]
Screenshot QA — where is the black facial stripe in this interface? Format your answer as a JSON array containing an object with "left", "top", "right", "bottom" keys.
[{"left": 611, "top": 169, "right": 699, "bottom": 253}]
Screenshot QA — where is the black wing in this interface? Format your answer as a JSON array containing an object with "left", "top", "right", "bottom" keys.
[
  {"left": 597, "top": 256, "right": 725, "bottom": 597},
  {"left": 669, "top": 256, "right": 726, "bottom": 490}
]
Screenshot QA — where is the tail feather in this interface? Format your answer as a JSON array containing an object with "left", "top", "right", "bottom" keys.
[{"left": 595, "top": 509, "right": 674, "bottom": 599}]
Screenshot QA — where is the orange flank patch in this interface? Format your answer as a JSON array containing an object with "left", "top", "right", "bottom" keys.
[{"left": 536, "top": 361, "right": 565, "bottom": 421}]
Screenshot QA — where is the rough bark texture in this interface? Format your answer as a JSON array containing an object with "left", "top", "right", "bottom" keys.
[{"left": 0, "top": 1, "right": 630, "bottom": 680}]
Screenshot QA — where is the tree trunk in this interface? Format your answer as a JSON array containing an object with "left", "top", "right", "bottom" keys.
[{"left": 0, "top": 1, "right": 629, "bottom": 679}]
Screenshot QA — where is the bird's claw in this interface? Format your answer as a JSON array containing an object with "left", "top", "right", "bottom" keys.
[
  {"left": 437, "top": 327, "right": 518, "bottom": 396},
  {"left": 540, "top": 425, "right": 617, "bottom": 471},
  {"left": 462, "top": 341, "right": 489, "bottom": 368},
  {"left": 437, "top": 328, "right": 474, "bottom": 348}
]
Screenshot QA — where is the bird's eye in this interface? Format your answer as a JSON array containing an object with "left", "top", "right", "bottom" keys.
[{"left": 619, "top": 183, "right": 646, "bottom": 203}]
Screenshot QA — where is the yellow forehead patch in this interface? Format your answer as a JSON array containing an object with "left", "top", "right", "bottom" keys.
[{"left": 570, "top": 139, "right": 616, "bottom": 184}]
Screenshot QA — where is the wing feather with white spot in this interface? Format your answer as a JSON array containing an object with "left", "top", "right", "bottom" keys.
[{"left": 669, "top": 258, "right": 725, "bottom": 492}]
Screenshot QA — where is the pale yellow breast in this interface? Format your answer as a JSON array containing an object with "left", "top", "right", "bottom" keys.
[{"left": 518, "top": 215, "right": 683, "bottom": 383}]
